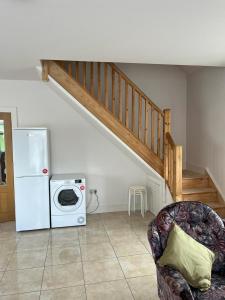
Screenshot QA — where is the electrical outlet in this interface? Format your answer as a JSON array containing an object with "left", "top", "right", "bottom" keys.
[{"left": 89, "top": 189, "right": 97, "bottom": 194}]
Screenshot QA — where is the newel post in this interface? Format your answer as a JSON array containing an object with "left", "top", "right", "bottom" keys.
[
  {"left": 41, "top": 60, "right": 49, "bottom": 81},
  {"left": 173, "top": 145, "right": 182, "bottom": 200},
  {"left": 163, "top": 109, "right": 171, "bottom": 181}
]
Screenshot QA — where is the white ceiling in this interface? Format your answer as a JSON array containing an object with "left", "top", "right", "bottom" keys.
[{"left": 1, "top": 0, "right": 225, "bottom": 79}]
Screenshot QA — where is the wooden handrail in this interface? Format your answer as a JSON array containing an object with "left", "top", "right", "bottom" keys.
[
  {"left": 166, "top": 132, "right": 175, "bottom": 147},
  {"left": 51, "top": 60, "right": 165, "bottom": 162},
  {"left": 43, "top": 60, "right": 164, "bottom": 175},
  {"left": 41, "top": 60, "right": 183, "bottom": 194}
]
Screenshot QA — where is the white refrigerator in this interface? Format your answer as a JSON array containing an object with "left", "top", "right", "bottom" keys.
[{"left": 13, "top": 128, "right": 50, "bottom": 231}]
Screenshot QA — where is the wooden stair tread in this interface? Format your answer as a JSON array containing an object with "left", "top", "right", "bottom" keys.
[
  {"left": 205, "top": 201, "right": 225, "bottom": 209},
  {"left": 182, "top": 187, "right": 216, "bottom": 195},
  {"left": 182, "top": 170, "right": 206, "bottom": 179}
]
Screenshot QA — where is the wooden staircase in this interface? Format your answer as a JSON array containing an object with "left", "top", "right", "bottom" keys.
[
  {"left": 41, "top": 60, "right": 225, "bottom": 217},
  {"left": 182, "top": 170, "right": 225, "bottom": 217}
]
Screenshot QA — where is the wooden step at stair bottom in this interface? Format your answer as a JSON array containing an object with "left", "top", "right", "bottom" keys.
[
  {"left": 182, "top": 177, "right": 209, "bottom": 189},
  {"left": 182, "top": 170, "right": 209, "bottom": 189},
  {"left": 182, "top": 187, "right": 217, "bottom": 202},
  {"left": 182, "top": 170, "right": 205, "bottom": 179}
]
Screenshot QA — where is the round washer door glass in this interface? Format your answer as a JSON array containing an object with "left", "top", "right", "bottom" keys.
[{"left": 53, "top": 185, "right": 83, "bottom": 212}]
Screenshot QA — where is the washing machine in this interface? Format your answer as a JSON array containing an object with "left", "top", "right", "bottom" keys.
[{"left": 50, "top": 174, "right": 86, "bottom": 228}]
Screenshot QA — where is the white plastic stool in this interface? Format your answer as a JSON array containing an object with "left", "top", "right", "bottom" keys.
[{"left": 128, "top": 186, "right": 148, "bottom": 217}]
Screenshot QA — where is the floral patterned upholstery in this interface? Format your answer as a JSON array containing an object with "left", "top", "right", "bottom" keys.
[{"left": 148, "top": 201, "right": 225, "bottom": 300}]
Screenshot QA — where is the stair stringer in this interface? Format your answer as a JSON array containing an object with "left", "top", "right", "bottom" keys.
[{"left": 36, "top": 66, "right": 169, "bottom": 215}]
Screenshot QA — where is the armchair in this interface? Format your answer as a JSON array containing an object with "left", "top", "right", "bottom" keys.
[{"left": 148, "top": 201, "right": 225, "bottom": 300}]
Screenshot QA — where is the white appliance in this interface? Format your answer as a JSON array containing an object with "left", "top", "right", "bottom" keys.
[
  {"left": 50, "top": 174, "right": 86, "bottom": 228},
  {"left": 13, "top": 128, "right": 50, "bottom": 231}
]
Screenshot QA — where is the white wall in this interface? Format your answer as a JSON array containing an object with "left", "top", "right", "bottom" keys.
[
  {"left": 187, "top": 67, "right": 225, "bottom": 196},
  {"left": 117, "top": 63, "right": 187, "bottom": 166},
  {"left": 0, "top": 79, "right": 167, "bottom": 214}
]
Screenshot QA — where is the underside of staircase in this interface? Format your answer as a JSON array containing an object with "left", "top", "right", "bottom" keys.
[{"left": 41, "top": 60, "right": 225, "bottom": 218}]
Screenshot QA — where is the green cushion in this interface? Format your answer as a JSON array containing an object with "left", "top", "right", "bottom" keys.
[{"left": 158, "top": 223, "right": 215, "bottom": 291}]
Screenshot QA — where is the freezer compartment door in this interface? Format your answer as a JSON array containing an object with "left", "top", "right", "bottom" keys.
[
  {"left": 13, "top": 129, "right": 49, "bottom": 177},
  {"left": 15, "top": 176, "right": 50, "bottom": 231}
]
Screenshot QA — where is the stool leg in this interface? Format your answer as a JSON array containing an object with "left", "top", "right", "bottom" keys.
[
  {"left": 141, "top": 192, "right": 144, "bottom": 217},
  {"left": 145, "top": 189, "right": 148, "bottom": 213},
  {"left": 128, "top": 189, "right": 131, "bottom": 216}
]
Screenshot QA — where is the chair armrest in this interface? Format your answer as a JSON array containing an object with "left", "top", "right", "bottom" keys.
[{"left": 157, "top": 265, "right": 194, "bottom": 300}]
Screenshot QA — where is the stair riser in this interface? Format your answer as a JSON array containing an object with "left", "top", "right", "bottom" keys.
[
  {"left": 182, "top": 192, "right": 217, "bottom": 202},
  {"left": 182, "top": 177, "right": 209, "bottom": 189}
]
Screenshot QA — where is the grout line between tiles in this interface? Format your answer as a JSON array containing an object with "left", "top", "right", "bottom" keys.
[
  {"left": 0, "top": 290, "right": 41, "bottom": 298},
  {"left": 40, "top": 231, "right": 50, "bottom": 299},
  {"left": 78, "top": 232, "right": 87, "bottom": 300},
  {"left": 0, "top": 235, "right": 20, "bottom": 284},
  {"left": 103, "top": 221, "right": 135, "bottom": 300}
]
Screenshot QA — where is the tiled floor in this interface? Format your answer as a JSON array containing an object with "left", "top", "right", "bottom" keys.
[{"left": 0, "top": 212, "right": 159, "bottom": 299}]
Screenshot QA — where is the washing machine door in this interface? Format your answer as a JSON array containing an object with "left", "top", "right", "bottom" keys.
[{"left": 53, "top": 185, "right": 83, "bottom": 213}]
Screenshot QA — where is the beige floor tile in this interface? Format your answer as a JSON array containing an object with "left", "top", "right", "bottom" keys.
[
  {"left": 87, "top": 213, "right": 102, "bottom": 221},
  {"left": 86, "top": 216, "right": 104, "bottom": 225},
  {"left": 127, "top": 275, "right": 159, "bottom": 300},
  {"left": 0, "top": 232, "right": 20, "bottom": 241},
  {"left": 86, "top": 279, "right": 133, "bottom": 300},
  {"left": 100, "top": 211, "right": 130, "bottom": 220},
  {"left": 16, "top": 236, "right": 49, "bottom": 251},
  {"left": 0, "top": 253, "right": 13, "bottom": 271},
  {"left": 83, "top": 258, "right": 124, "bottom": 284},
  {"left": 0, "top": 291, "right": 40, "bottom": 300},
  {"left": 78, "top": 226, "right": 106, "bottom": 234},
  {"left": 51, "top": 227, "right": 79, "bottom": 236},
  {"left": 40, "top": 285, "right": 86, "bottom": 300},
  {"left": 118, "top": 254, "right": 156, "bottom": 278},
  {"left": 45, "top": 246, "right": 81, "bottom": 266},
  {"left": 79, "top": 230, "right": 109, "bottom": 244},
  {"left": 136, "top": 232, "right": 150, "bottom": 243},
  {"left": 85, "top": 222, "right": 105, "bottom": 230},
  {"left": 0, "top": 222, "right": 16, "bottom": 233},
  {"left": 0, "top": 272, "right": 4, "bottom": 281},
  {"left": 128, "top": 213, "right": 153, "bottom": 225},
  {"left": 104, "top": 222, "right": 132, "bottom": 231},
  {"left": 0, "top": 240, "right": 19, "bottom": 254},
  {"left": 49, "top": 232, "right": 79, "bottom": 248},
  {"left": 139, "top": 239, "right": 152, "bottom": 255},
  {"left": 81, "top": 242, "right": 116, "bottom": 261},
  {"left": 42, "top": 263, "right": 84, "bottom": 290},
  {"left": 108, "top": 230, "right": 138, "bottom": 244},
  {"left": 131, "top": 224, "right": 148, "bottom": 236},
  {"left": 102, "top": 216, "right": 130, "bottom": 225},
  {"left": 0, "top": 268, "right": 43, "bottom": 296},
  {"left": 112, "top": 240, "right": 148, "bottom": 257},
  {"left": 20, "top": 229, "right": 50, "bottom": 239},
  {"left": 7, "top": 249, "right": 47, "bottom": 270}
]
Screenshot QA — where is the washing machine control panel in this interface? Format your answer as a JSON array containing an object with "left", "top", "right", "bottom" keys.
[{"left": 75, "top": 179, "right": 82, "bottom": 183}]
